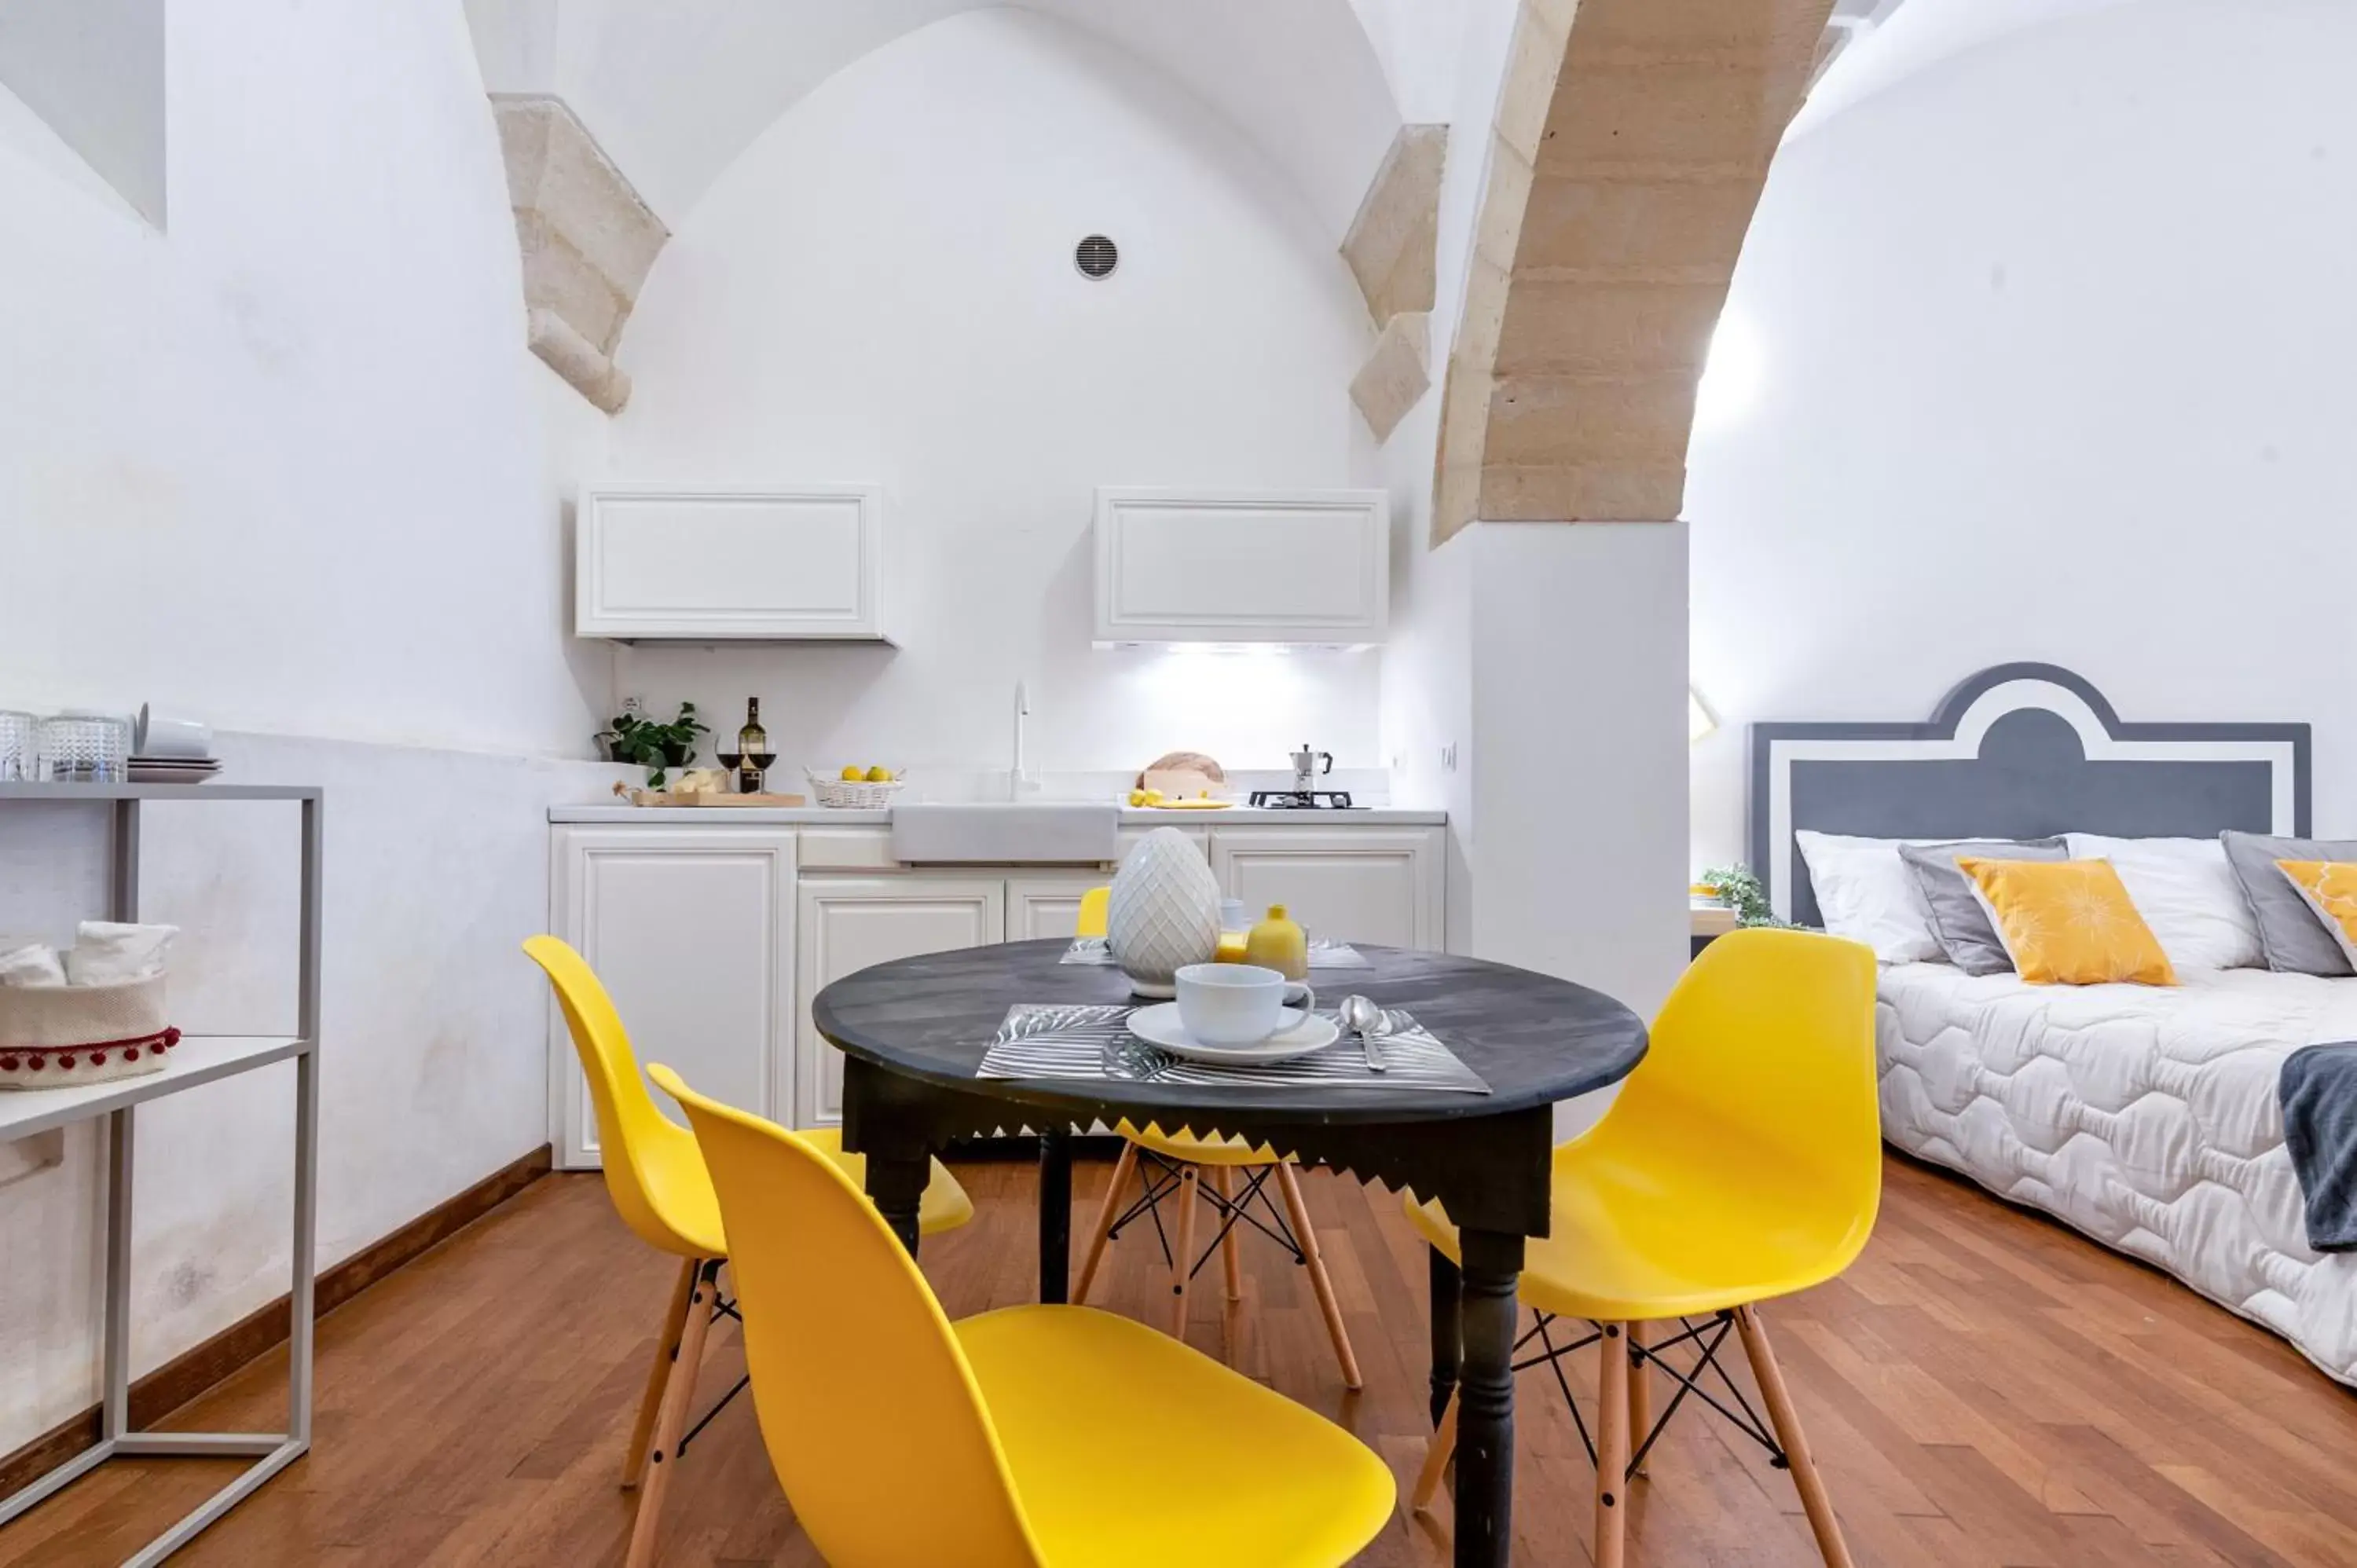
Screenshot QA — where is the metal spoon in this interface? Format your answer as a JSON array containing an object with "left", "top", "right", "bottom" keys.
[{"left": 1339, "top": 994, "right": 1386, "bottom": 1073}]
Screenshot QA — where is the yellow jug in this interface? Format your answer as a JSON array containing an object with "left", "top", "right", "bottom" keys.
[{"left": 1244, "top": 904, "right": 1308, "bottom": 980}]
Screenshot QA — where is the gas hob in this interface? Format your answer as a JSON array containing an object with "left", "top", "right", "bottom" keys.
[{"left": 1245, "top": 789, "right": 1359, "bottom": 810}]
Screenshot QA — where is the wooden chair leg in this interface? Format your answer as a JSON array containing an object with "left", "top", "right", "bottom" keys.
[
  {"left": 629, "top": 1258, "right": 719, "bottom": 1568},
  {"left": 1214, "top": 1166, "right": 1244, "bottom": 1302},
  {"left": 1169, "top": 1164, "right": 1202, "bottom": 1336},
  {"left": 1626, "top": 1321, "right": 1652, "bottom": 1478},
  {"left": 1594, "top": 1322, "right": 1631, "bottom": 1568},
  {"left": 621, "top": 1258, "right": 700, "bottom": 1489},
  {"left": 1273, "top": 1162, "right": 1362, "bottom": 1390},
  {"left": 1072, "top": 1140, "right": 1138, "bottom": 1306},
  {"left": 1736, "top": 1305, "right": 1854, "bottom": 1568},
  {"left": 1411, "top": 1387, "right": 1459, "bottom": 1513}
]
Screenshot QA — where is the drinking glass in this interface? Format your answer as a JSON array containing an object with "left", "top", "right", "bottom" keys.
[
  {"left": 0, "top": 711, "right": 34, "bottom": 782},
  {"left": 38, "top": 714, "right": 130, "bottom": 783}
]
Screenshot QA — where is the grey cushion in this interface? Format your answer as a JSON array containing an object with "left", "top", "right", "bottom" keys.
[
  {"left": 1897, "top": 837, "right": 2069, "bottom": 975},
  {"left": 2222, "top": 830, "right": 2357, "bottom": 976}
]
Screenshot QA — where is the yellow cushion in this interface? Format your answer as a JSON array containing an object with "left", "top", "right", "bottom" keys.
[
  {"left": 1957, "top": 857, "right": 2178, "bottom": 987},
  {"left": 2275, "top": 860, "right": 2357, "bottom": 969}
]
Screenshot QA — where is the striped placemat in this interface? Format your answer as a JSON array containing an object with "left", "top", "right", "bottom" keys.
[
  {"left": 1060, "top": 936, "right": 1372, "bottom": 969},
  {"left": 974, "top": 1003, "right": 1488, "bottom": 1093}
]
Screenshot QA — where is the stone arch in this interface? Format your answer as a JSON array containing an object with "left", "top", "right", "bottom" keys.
[{"left": 1432, "top": 0, "right": 1835, "bottom": 540}]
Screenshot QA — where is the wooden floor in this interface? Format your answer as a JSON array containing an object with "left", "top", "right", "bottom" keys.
[{"left": 5, "top": 1153, "right": 2355, "bottom": 1566}]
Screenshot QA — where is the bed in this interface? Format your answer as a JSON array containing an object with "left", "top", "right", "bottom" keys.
[{"left": 1749, "top": 664, "right": 2357, "bottom": 1385}]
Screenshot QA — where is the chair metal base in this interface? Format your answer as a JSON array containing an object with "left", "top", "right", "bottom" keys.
[
  {"left": 1516, "top": 1309, "right": 1789, "bottom": 1481},
  {"left": 1076, "top": 1145, "right": 1362, "bottom": 1387},
  {"left": 1111, "top": 1150, "right": 1310, "bottom": 1282}
]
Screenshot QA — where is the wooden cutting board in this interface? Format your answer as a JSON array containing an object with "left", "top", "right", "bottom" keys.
[{"left": 614, "top": 787, "right": 808, "bottom": 808}]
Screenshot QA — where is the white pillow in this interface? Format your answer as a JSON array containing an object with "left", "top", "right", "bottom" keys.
[
  {"left": 1794, "top": 831, "right": 1941, "bottom": 964},
  {"left": 2064, "top": 834, "right": 2263, "bottom": 970}
]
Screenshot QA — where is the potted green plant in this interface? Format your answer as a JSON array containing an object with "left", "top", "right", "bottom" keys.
[
  {"left": 1698, "top": 864, "right": 1797, "bottom": 929},
  {"left": 599, "top": 702, "right": 709, "bottom": 788}
]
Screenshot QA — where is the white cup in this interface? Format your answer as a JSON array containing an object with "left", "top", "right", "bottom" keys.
[
  {"left": 1174, "top": 963, "right": 1314, "bottom": 1048},
  {"left": 137, "top": 705, "right": 214, "bottom": 760}
]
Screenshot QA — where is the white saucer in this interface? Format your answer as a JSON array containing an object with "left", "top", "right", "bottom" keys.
[{"left": 1127, "top": 1002, "right": 1339, "bottom": 1064}]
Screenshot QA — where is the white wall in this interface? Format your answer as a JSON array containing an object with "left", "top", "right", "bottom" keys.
[
  {"left": 1375, "top": 0, "right": 1690, "bottom": 1134},
  {"left": 1468, "top": 525, "right": 1690, "bottom": 1027},
  {"left": 1348, "top": 0, "right": 1472, "bottom": 124},
  {"left": 1688, "top": 0, "right": 2357, "bottom": 870},
  {"left": 604, "top": 9, "right": 1384, "bottom": 785},
  {"left": 0, "top": 3, "right": 614, "bottom": 1450},
  {"left": 1, "top": 5, "right": 603, "bottom": 755},
  {"left": 1376, "top": 0, "right": 1520, "bottom": 830}
]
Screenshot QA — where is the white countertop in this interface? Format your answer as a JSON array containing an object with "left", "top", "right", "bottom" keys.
[{"left": 547, "top": 804, "right": 1446, "bottom": 826}]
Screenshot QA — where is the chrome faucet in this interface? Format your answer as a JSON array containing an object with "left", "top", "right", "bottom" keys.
[{"left": 1012, "top": 680, "right": 1037, "bottom": 797}]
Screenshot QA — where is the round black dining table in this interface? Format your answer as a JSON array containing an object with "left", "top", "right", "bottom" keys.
[{"left": 813, "top": 939, "right": 1649, "bottom": 1568}]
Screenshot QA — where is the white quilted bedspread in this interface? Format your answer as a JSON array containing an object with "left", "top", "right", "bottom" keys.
[{"left": 1877, "top": 964, "right": 2357, "bottom": 1386}]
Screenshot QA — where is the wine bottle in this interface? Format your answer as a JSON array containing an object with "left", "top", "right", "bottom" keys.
[{"left": 736, "top": 698, "right": 767, "bottom": 793}]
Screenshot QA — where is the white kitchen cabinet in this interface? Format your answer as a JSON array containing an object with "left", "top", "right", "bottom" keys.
[
  {"left": 1093, "top": 487, "right": 1388, "bottom": 647},
  {"left": 547, "top": 819, "right": 1447, "bottom": 1167},
  {"left": 795, "top": 877, "right": 1004, "bottom": 1127},
  {"left": 577, "top": 482, "right": 886, "bottom": 641},
  {"left": 1006, "top": 872, "right": 1113, "bottom": 940},
  {"left": 548, "top": 827, "right": 797, "bottom": 1169},
  {"left": 1210, "top": 828, "right": 1442, "bottom": 951}
]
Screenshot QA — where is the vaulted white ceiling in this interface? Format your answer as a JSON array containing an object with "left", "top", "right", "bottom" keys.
[
  {"left": 464, "top": 0, "right": 1403, "bottom": 239},
  {"left": 1798, "top": 0, "right": 2148, "bottom": 136}
]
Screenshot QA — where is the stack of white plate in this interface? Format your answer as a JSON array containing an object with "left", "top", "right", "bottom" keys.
[{"left": 127, "top": 756, "right": 222, "bottom": 784}]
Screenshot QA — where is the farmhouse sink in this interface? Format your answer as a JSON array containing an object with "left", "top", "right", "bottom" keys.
[{"left": 889, "top": 802, "right": 1121, "bottom": 864}]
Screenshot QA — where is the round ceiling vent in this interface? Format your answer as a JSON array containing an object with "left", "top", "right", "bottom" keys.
[{"left": 1074, "top": 235, "right": 1119, "bottom": 280}]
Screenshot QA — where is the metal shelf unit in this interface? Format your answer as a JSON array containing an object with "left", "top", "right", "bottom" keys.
[{"left": 0, "top": 782, "right": 321, "bottom": 1566}]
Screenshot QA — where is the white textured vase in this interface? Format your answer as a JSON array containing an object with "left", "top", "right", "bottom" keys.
[{"left": 1106, "top": 827, "right": 1222, "bottom": 998}]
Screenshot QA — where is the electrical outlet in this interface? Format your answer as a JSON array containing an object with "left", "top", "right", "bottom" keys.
[{"left": 1440, "top": 742, "right": 1458, "bottom": 773}]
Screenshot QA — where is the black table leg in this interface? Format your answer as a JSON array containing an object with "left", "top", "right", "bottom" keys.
[
  {"left": 1454, "top": 1226, "right": 1525, "bottom": 1568},
  {"left": 1428, "top": 1243, "right": 1461, "bottom": 1427},
  {"left": 863, "top": 1149, "right": 929, "bottom": 1258},
  {"left": 1037, "top": 1128, "right": 1072, "bottom": 1303}
]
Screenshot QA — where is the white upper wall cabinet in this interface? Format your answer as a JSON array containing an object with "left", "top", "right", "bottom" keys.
[
  {"left": 576, "top": 483, "right": 887, "bottom": 641},
  {"left": 1093, "top": 487, "right": 1389, "bottom": 647}
]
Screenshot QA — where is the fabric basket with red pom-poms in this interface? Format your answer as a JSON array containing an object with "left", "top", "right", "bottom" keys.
[{"left": 0, "top": 975, "right": 179, "bottom": 1088}]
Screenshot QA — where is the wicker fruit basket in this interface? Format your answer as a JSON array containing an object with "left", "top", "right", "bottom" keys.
[
  {"left": 805, "top": 769, "right": 907, "bottom": 809},
  {"left": 0, "top": 975, "right": 179, "bottom": 1087}
]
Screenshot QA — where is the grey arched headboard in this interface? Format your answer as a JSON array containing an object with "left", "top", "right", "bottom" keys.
[{"left": 1747, "top": 664, "right": 2311, "bottom": 926}]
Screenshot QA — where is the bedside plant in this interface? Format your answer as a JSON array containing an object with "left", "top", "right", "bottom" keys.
[
  {"left": 1699, "top": 864, "right": 1794, "bottom": 929},
  {"left": 599, "top": 702, "right": 709, "bottom": 788}
]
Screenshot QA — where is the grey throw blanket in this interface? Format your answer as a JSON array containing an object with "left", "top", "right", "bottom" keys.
[{"left": 2281, "top": 1043, "right": 2357, "bottom": 1252}]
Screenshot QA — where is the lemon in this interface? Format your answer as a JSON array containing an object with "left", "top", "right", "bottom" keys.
[
  {"left": 1127, "top": 788, "right": 1147, "bottom": 806},
  {"left": 1143, "top": 789, "right": 1164, "bottom": 805},
  {"left": 839, "top": 765, "right": 863, "bottom": 782},
  {"left": 866, "top": 765, "right": 893, "bottom": 782}
]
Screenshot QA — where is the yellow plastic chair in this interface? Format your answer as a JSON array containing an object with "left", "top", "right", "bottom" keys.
[
  {"left": 524, "top": 935, "right": 973, "bottom": 1568},
  {"left": 652, "top": 1062, "right": 1396, "bottom": 1567},
  {"left": 1067, "top": 890, "right": 1361, "bottom": 1387},
  {"left": 1407, "top": 928, "right": 1879, "bottom": 1568}
]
